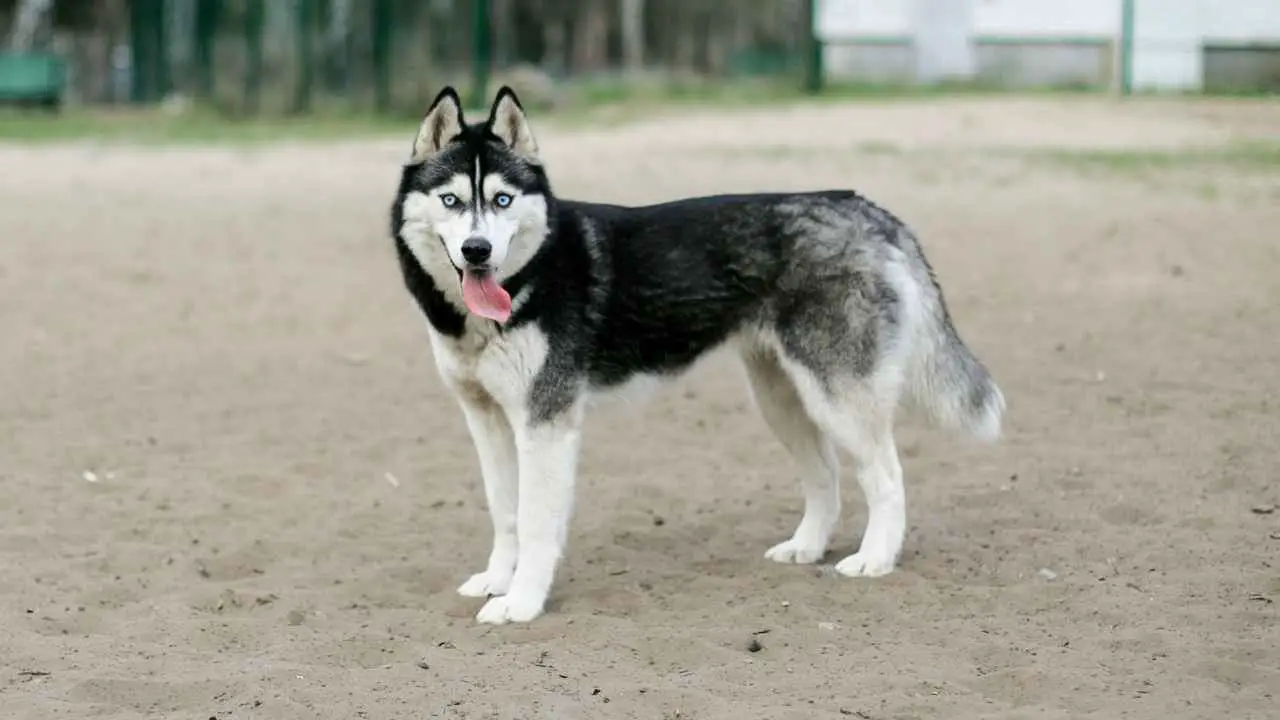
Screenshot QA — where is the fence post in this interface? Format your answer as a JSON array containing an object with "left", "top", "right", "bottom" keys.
[
  {"left": 293, "top": 0, "right": 315, "bottom": 114},
  {"left": 194, "top": 0, "right": 219, "bottom": 103},
  {"left": 372, "top": 0, "right": 392, "bottom": 114},
  {"left": 1119, "top": 0, "right": 1135, "bottom": 96},
  {"left": 130, "top": 0, "right": 170, "bottom": 103},
  {"left": 156, "top": 0, "right": 170, "bottom": 99},
  {"left": 129, "top": 0, "right": 149, "bottom": 102},
  {"left": 471, "top": 0, "right": 493, "bottom": 108},
  {"left": 244, "top": 0, "right": 264, "bottom": 114},
  {"left": 803, "top": 0, "right": 823, "bottom": 94}
]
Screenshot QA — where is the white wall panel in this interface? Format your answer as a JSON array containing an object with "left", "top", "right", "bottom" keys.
[
  {"left": 816, "top": 0, "right": 1280, "bottom": 89},
  {"left": 974, "top": 0, "right": 1117, "bottom": 37}
]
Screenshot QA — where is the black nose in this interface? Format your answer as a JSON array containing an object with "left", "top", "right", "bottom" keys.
[{"left": 460, "top": 237, "right": 491, "bottom": 265}]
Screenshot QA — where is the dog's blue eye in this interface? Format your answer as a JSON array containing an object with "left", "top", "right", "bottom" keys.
[
  {"left": 440, "top": 193, "right": 459, "bottom": 208},
  {"left": 494, "top": 192, "right": 513, "bottom": 208}
]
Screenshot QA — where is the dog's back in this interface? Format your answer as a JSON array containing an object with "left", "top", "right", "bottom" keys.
[{"left": 553, "top": 191, "right": 1004, "bottom": 444}]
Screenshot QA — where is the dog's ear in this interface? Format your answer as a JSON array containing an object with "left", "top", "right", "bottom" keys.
[
  {"left": 409, "top": 86, "right": 465, "bottom": 163},
  {"left": 487, "top": 86, "right": 539, "bottom": 161}
]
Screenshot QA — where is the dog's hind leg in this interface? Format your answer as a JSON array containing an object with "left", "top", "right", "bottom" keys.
[
  {"left": 827, "top": 401, "right": 904, "bottom": 578},
  {"left": 741, "top": 345, "right": 841, "bottom": 565},
  {"left": 778, "top": 358, "right": 907, "bottom": 578}
]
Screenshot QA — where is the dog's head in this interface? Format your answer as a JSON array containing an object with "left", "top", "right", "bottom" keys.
[{"left": 394, "top": 86, "right": 550, "bottom": 323}]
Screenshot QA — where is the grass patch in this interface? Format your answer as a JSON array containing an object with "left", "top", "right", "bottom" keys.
[
  {"left": 0, "top": 74, "right": 1108, "bottom": 146},
  {"left": 559, "top": 74, "right": 1098, "bottom": 111},
  {"left": 691, "top": 140, "right": 907, "bottom": 161},
  {"left": 1023, "top": 141, "right": 1280, "bottom": 174},
  {"left": 3, "top": 74, "right": 1268, "bottom": 147},
  {"left": 855, "top": 140, "right": 904, "bottom": 156},
  {"left": 0, "top": 106, "right": 415, "bottom": 145}
]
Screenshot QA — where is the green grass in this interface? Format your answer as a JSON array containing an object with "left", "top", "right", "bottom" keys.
[
  {"left": 564, "top": 74, "right": 1100, "bottom": 110},
  {"left": 1, "top": 76, "right": 1274, "bottom": 147},
  {"left": 0, "top": 106, "right": 414, "bottom": 144},
  {"left": 0, "top": 75, "right": 1110, "bottom": 146},
  {"left": 690, "top": 139, "right": 908, "bottom": 161},
  {"left": 1022, "top": 141, "right": 1280, "bottom": 174}
]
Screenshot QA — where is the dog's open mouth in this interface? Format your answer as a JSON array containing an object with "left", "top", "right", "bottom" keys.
[{"left": 460, "top": 269, "right": 512, "bottom": 323}]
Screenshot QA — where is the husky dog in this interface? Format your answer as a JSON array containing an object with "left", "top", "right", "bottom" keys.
[{"left": 389, "top": 86, "right": 1004, "bottom": 625}]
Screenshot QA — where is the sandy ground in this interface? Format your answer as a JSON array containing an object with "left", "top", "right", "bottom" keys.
[{"left": 1, "top": 97, "right": 1278, "bottom": 719}]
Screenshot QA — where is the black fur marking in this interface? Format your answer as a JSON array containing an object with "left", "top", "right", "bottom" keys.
[
  {"left": 390, "top": 162, "right": 467, "bottom": 337},
  {"left": 394, "top": 235, "right": 466, "bottom": 338},
  {"left": 575, "top": 198, "right": 783, "bottom": 387},
  {"left": 501, "top": 196, "right": 808, "bottom": 396}
]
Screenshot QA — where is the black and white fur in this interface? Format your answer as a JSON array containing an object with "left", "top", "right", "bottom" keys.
[{"left": 390, "top": 86, "right": 1005, "bottom": 625}]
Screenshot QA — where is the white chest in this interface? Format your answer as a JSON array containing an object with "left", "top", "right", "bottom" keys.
[{"left": 427, "top": 320, "right": 550, "bottom": 411}]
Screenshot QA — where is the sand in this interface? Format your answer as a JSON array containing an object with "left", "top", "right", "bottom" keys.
[{"left": 1, "top": 97, "right": 1277, "bottom": 719}]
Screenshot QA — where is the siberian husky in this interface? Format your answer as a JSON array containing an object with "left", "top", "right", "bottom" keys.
[{"left": 389, "top": 86, "right": 1004, "bottom": 624}]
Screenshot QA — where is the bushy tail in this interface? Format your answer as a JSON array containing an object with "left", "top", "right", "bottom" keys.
[{"left": 902, "top": 281, "right": 1005, "bottom": 442}]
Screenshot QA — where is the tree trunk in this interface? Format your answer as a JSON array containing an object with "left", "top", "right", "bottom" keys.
[
  {"left": 571, "top": 0, "right": 609, "bottom": 73},
  {"left": 543, "top": 17, "right": 565, "bottom": 74},
  {"left": 620, "top": 0, "right": 644, "bottom": 72},
  {"left": 8, "top": 0, "right": 53, "bottom": 51}
]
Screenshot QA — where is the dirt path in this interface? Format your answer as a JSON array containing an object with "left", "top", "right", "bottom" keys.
[{"left": 1, "top": 97, "right": 1277, "bottom": 719}]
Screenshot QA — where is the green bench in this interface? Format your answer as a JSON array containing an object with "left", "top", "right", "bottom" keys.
[
  {"left": 728, "top": 49, "right": 797, "bottom": 78},
  {"left": 0, "top": 53, "right": 65, "bottom": 110}
]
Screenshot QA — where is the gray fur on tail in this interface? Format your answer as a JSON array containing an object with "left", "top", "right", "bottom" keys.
[
  {"left": 912, "top": 316, "right": 1005, "bottom": 442},
  {"left": 895, "top": 245, "right": 1005, "bottom": 443}
]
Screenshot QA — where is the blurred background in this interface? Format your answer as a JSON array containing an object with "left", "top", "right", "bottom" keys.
[
  {"left": 1, "top": 0, "right": 1277, "bottom": 119},
  {"left": 1, "top": 2, "right": 1278, "bottom": 719}
]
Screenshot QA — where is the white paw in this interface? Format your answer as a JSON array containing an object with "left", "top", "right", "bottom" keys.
[
  {"left": 475, "top": 592, "right": 545, "bottom": 625},
  {"left": 764, "top": 538, "right": 827, "bottom": 564},
  {"left": 834, "top": 551, "right": 896, "bottom": 578},
  {"left": 457, "top": 571, "right": 512, "bottom": 598}
]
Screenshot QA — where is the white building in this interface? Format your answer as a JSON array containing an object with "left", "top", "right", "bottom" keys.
[{"left": 817, "top": 0, "right": 1280, "bottom": 92}]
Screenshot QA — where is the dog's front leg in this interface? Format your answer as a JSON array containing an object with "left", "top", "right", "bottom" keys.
[
  {"left": 475, "top": 403, "right": 584, "bottom": 625},
  {"left": 455, "top": 395, "right": 519, "bottom": 598}
]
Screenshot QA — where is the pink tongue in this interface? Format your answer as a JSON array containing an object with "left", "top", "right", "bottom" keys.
[{"left": 461, "top": 271, "right": 512, "bottom": 323}]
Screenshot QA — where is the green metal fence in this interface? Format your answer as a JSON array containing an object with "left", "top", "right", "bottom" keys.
[{"left": 113, "top": 0, "right": 815, "bottom": 117}]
